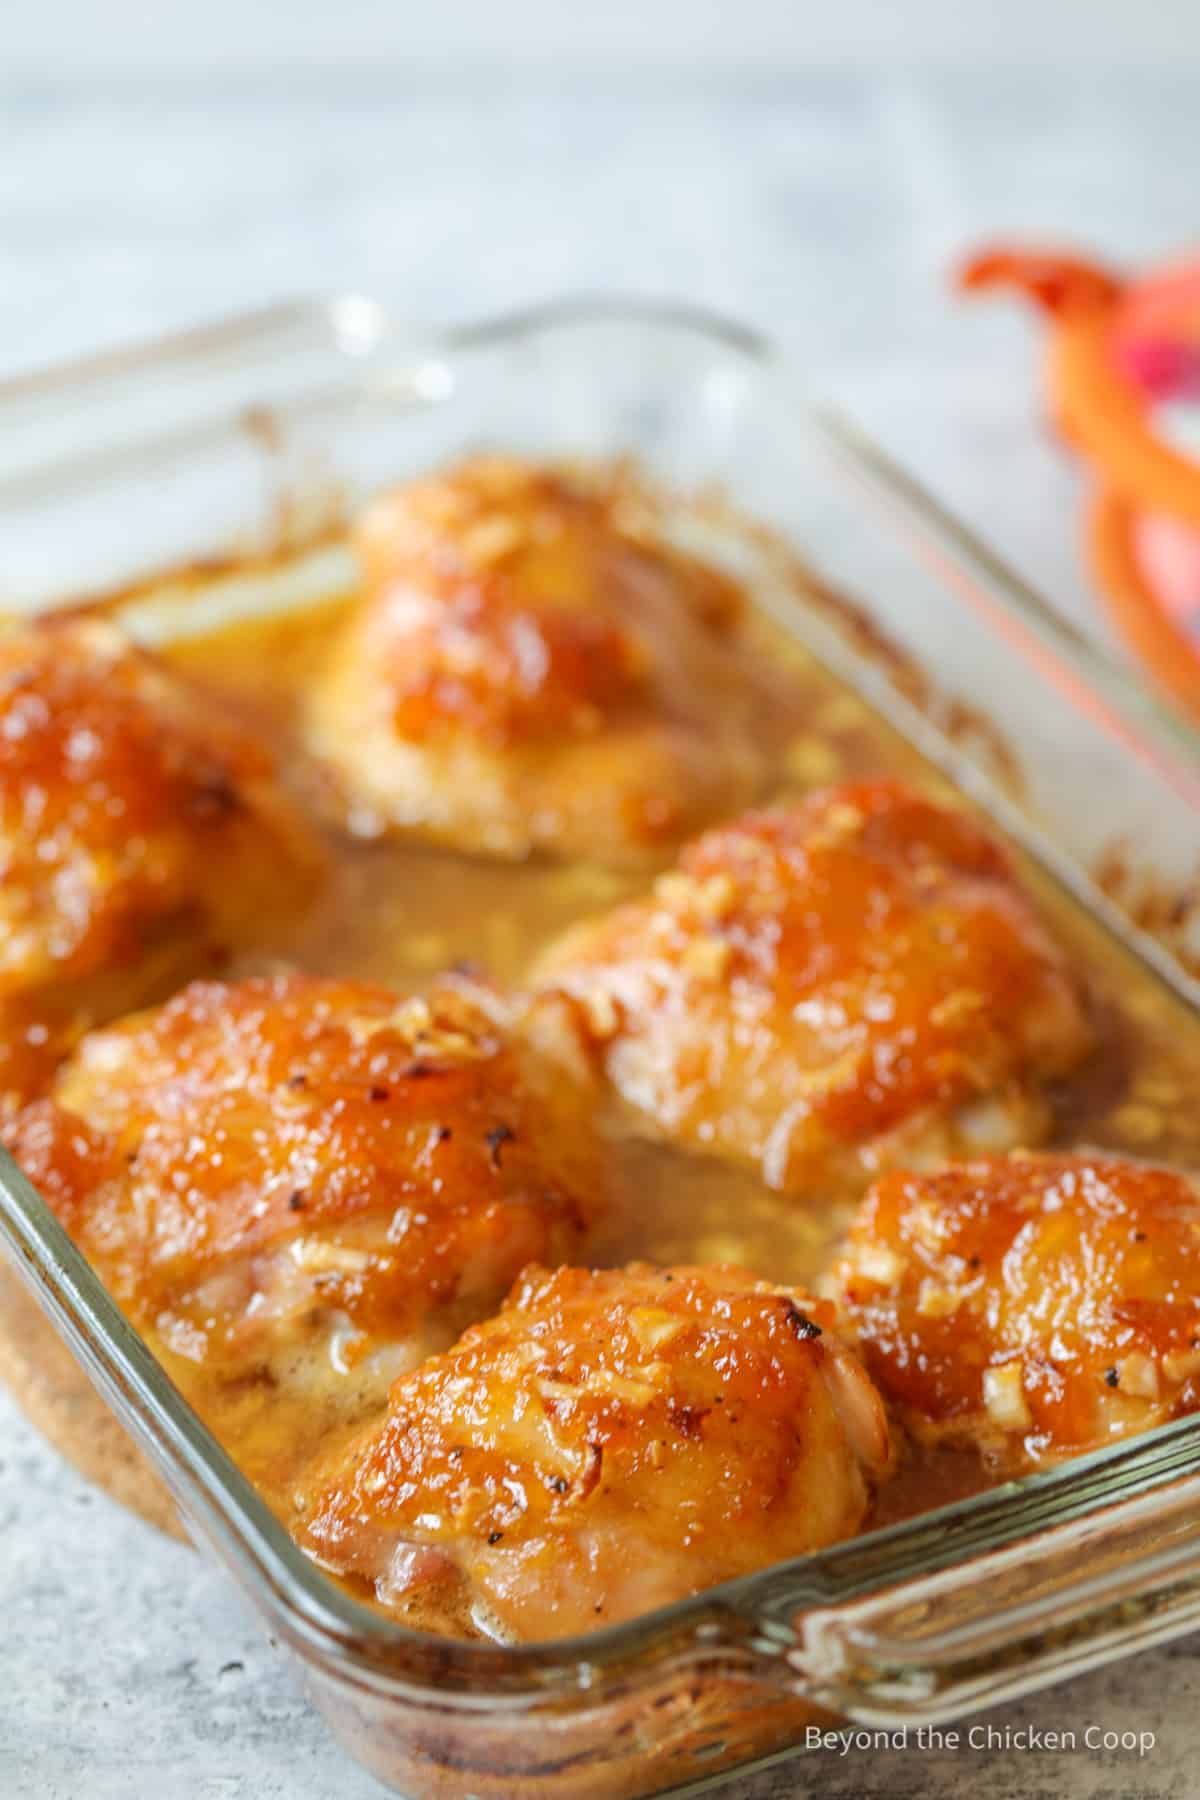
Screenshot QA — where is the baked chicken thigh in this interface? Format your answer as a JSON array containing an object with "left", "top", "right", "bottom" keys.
[
  {"left": 308, "top": 456, "right": 770, "bottom": 864},
  {"left": 301, "top": 1261, "right": 892, "bottom": 1640},
  {"left": 535, "top": 779, "right": 1092, "bottom": 1195},
  {"left": 4, "top": 974, "right": 602, "bottom": 1410},
  {"left": 831, "top": 1152, "right": 1200, "bottom": 1467},
  {"left": 0, "top": 615, "right": 320, "bottom": 1100}
]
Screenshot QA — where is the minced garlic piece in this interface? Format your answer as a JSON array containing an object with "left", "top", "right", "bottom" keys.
[
  {"left": 983, "top": 1362, "right": 1031, "bottom": 1430},
  {"left": 682, "top": 935, "right": 731, "bottom": 980},
  {"left": 1162, "top": 1347, "right": 1200, "bottom": 1385},
  {"left": 693, "top": 873, "right": 737, "bottom": 921},
  {"left": 538, "top": 1378, "right": 584, "bottom": 1405},
  {"left": 391, "top": 997, "right": 433, "bottom": 1040},
  {"left": 826, "top": 802, "right": 865, "bottom": 836},
  {"left": 628, "top": 1307, "right": 685, "bottom": 1353},
  {"left": 908, "top": 1201, "right": 948, "bottom": 1253},
  {"left": 291, "top": 1240, "right": 372, "bottom": 1275},
  {"left": 916, "top": 1279, "right": 965, "bottom": 1320},
  {"left": 581, "top": 986, "right": 621, "bottom": 1039},
  {"left": 584, "top": 1369, "right": 658, "bottom": 1406},
  {"left": 854, "top": 1244, "right": 905, "bottom": 1285},
  {"left": 784, "top": 736, "right": 842, "bottom": 785},
  {"left": 929, "top": 989, "right": 984, "bottom": 1029},
  {"left": 462, "top": 515, "right": 525, "bottom": 566},
  {"left": 1116, "top": 1352, "right": 1160, "bottom": 1399},
  {"left": 632, "top": 1361, "right": 672, "bottom": 1387},
  {"left": 654, "top": 872, "right": 697, "bottom": 912}
]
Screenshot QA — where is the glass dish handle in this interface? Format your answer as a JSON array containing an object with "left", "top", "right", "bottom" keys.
[{"left": 774, "top": 1469, "right": 1200, "bottom": 1725}]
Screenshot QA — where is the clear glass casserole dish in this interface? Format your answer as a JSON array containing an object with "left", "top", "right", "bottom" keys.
[{"left": 0, "top": 296, "right": 1198, "bottom": 1800}]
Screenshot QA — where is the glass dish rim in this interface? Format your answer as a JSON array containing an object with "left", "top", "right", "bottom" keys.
[{"left": 1, "top": 291, "right": 1199, "bottom": 1708}]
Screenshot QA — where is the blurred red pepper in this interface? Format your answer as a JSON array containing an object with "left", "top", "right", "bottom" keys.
[{"left": 958, "top": 245, "right": 1200, "bottom": 721}]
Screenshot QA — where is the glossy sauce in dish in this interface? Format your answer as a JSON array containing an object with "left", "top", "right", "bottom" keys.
[
  {"left": 4, "top": 487, "right": 1199, "bottom": 1635},
  {"left": 154, "top": 586, "right": 1200, "bottom": 1543}
]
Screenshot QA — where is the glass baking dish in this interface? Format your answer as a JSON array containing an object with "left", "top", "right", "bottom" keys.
[{"left": 1, "top": 296, "right": 1199, "bottom": 1800}]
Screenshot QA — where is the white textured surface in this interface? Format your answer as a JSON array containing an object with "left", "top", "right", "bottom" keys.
[
  {"left": 2, "top": 57, "right": 1199, "bottom": 1800},
  {"left": 8, "top": 0, "right": 1200, "bottom": 73}
]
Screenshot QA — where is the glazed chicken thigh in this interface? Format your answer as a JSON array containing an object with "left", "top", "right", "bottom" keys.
[
  {"left": 831, "top": 1153, "right": 1200, "bottom": 1467},
  {"left": 308, "top": 456, "right": 770, "bottom": 865},
  {"left": 0, "top": 615, "right": 320, "bottom": 1100},
  {"left": 4, "top": 974, "right": 603, "bottom": 1410},
  {"left": 534, "top": 779, "right": 1092, "bottom": 1195},
  {"left": 301, "top": 1261, "right": 892, "bottom": 1640}
]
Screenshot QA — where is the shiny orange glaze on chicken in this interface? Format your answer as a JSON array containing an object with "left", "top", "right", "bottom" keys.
[
  {"left": 831, "top": 1153, "right": 1200, "bottom": 1467},
  {"left": 3, "top": 974, "right": 603, "bottom": 1404},
  {"left": 534, "top": 780, "right": 1092, "bottom": 1194},
  {"left": 301, "top": 1261, "right": 892, "bottom": 1640},
  {"left": 308, "top": 456, "right": 770, "bottom": 864},
  {"left": 0, "top": 615, "right": 321, "bottom": 1099}
]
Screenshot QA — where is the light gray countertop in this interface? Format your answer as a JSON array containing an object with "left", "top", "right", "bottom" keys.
[{"left": 2, "top": 63, "right": 1198, "bottom": 1799}]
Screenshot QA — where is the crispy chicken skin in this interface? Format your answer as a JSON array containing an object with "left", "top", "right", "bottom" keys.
[
  {"left": 0, "top": 615, "right": 321, "bottom": 1099},
  {"left": 301, "top": 1261, "right": 892, "bottom": 1641},
  {"left": 3, "top": 974, "right": 602, "bottom": 1401},
  {"left": 307, "top": 456, "right": 769, "bottom": 864},
  {"left": 831, "top": 1153, "right": 1200, "bottom": 1467},
  {"left": 534, "top": 779, "right": 1092, "bottom": 1194}
]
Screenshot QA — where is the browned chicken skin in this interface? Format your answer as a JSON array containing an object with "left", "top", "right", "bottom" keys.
[
  {"left": 4, "top": 974, "right": 604, "bottom": 1411},
  {"left": 2, "top": 489, "right": 1175, "bottom": 1646},
  {"left": 0, "top": 615, "right": 321, "bottom": 1100},
  {"left": 308, "top": 456, "right": 771, "bottom": 864},
  {"left": 301, "top": 1261, "right": 892, "bottom": 1640},
  {"left": 534, "top": 779, "right": 1093, "bottom": 1195},
  {"left": 831, "top": 1152, "right": 1200, "bottom": 1467}
]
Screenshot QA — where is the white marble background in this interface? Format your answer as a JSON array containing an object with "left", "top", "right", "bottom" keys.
[{"left": 2, "top": 9, "right": 1200, "bottom": 1796}]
